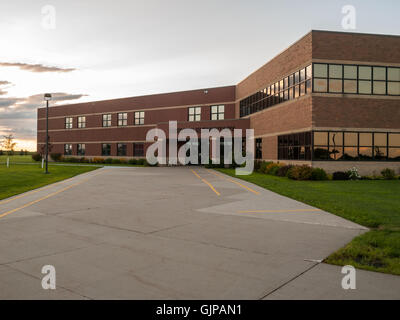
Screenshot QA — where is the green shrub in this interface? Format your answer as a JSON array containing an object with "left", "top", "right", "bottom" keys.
[
  {"left": 104, "top": 158, "right": 113, "bottom": 164},
  {"left": 267, "top": 163, "right": 281, "bottom": 175},
  {"left": 332, "top": 171, "right": 350, "bottom": 180},
  {"left": 311, "top": 168, "right": 328, "bottom": 180},
  {"left": 50, "top": 153, "right": 62, "bottom": 161},
  {"left": 277, "top": 165, "right": 293, "bottom": 177},
  {"left": 136, "top": 158, "right": 145, "bottom": 165},
  {"left": 287, "top": 165, "right": 313, "bottom": 180},
  {"left": 254, "top": 161, "right": 262, "bottom": 172},
  {"left": 128, "top": 158, "right": 137, "bottom": 165},
  {"left": 111, "top": 159, "right": 121, "bottom": 164},
  {"left": 32, "top": 153, "right": 42, "bottom": 161},
  {"left": 381, "top": 168, "right": 396, "bottom": 180},
  {"left": 259, "top": 161, "right": 272, "bottom": 174}
]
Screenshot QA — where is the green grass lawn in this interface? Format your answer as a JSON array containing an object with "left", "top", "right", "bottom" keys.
[
  {"left": 0, "top": 164, "right": 99, "bottom": 201},
  {"left": 217, "top": 168, "right": 400, "bottom": 275},
  {"left": 0, "top": 155, "right": 35, "bottom": 163}
]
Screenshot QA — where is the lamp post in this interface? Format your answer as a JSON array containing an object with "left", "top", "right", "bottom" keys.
[{"left": 44, "top": 93, "right": 52, "bottom": 174}]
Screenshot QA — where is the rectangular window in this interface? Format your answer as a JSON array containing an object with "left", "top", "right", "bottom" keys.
[
  {"left": 78, "top": 116, "right": 86, "bottom": 128},
  {"left": 211, "top": 105, "right": 224, "bottom": 120},
  {"left": 134, "top": 111, "right": 145, "bottom": 125},
  {"left": 344, "top": 65, "right": 357, "bottom": 79},
  {"left": 133, "top": 143, "right": 144, "bottom": 157},
  {"left": 188, "top": 107, "right": 201, "bottom": 121},
  {"left": 313, "top": 78, "right": 328, "bottom": 92},
  {"left": 314, "top": 63, "right": 328, "bottom": 78},
  {"left": 117, "top": 143, "right": 127, "bottom": 156},
  {"left": 329, "top": 64, "right": 343, "bottom": 79},
  {"left": 118, "top": 113, "right": 128, "bottom": 126},
  {"left": 389, "top": 133, "right": 400, "bottom": 147},
  {"left": 77, "top": 143, "right": 85, "bottom": 156},
  {"left": 344, "top": 80, "right": 357, "bottom": 93},
  {"left": 373, "top": 67, "right": 386, "bottom": 81},
  {"left": 65, "top": 117, "right": 73, "bottom": 129},
  {"left": 102, "top": 143, "right": 111, "bottom": 156},
  {"left": 255, "top": 138, "right": 262, "bottom": 160},
  {"left": 373, "top": 81, "right": 386, "bottom": 95},
  {"left": 306, "top": 65, "right": 312, "bottom": 80},
  {"left": 64, "top": 144, "right": 72, "bottom": 155},
  {"left": 388, "top": 82, "right": 400, "bottom": 95},
  {"left": 359, "top": 66, "right": 372, "bottom": 80},
  {"left": 102, "top": 114, "right": 112, "bottom": 127},
  {"left": 388, "top": 67, "right": 400, "bottom": 81},
  {"left": 359, "top": 80, "right": 372, "bottom": 94},
  {"left": 329, "top": 79, "right": 343, "bottom": 93}
]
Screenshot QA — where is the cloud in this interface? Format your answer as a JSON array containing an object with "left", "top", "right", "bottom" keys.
[{"left": 0, "top": 62, "right": 75, "bottom": 73}]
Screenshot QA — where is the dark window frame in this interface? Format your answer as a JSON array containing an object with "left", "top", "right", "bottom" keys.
[
  {"left": 101, "top": 143, "right": 111, "bottom": 156},
  {"left": 102, "top": 114, "right": 112, "bottom": 127},
  {"left": 118, "top": 113, "right": 128, "bottom": 126}
]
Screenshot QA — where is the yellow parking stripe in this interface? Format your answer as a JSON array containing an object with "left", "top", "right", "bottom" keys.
[
  {"left": 207, "top": 169, "right": 260, "bottom": 195},
  {"left": 238, "top": 209, "right": 321, "bottom": 213},
  {"left": 191, "top": 169, "right": 220, "bottom": 196},
  {"left": 0, "top": 173, "right": 100, "bottom": 219}
]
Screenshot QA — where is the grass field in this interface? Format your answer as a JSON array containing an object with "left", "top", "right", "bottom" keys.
[
  {"left": 217, "top": 168, "right": 400, "bottom": 275},
  {"left": 0, "top": 164, "right": 99, "bottom": 201},
  {"left": 0, "top": 155, "right": 35, "bottom": 163}
]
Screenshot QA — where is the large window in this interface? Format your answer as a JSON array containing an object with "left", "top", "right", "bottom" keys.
[
  {"left": 278, "top": 132, "right": 312, "bottom": 160},
  {"left": 278, "top": 131, "right": 400, "bottom": 161},
  {"left": 102, "top": 114, "right": 112, "bottom": 127},
  {"left": 313, "top": 131, "right": 400, "bottom": 161},
  {"left": 133, "top": 143, "right": 144, "bottom": 157},
  {"left": 102, "top": 143, "right": 111, "bottom": 156},
  {"left": 64, "top": 144, "right": 72, "bottom": 155},
  {"left": 78, "top": 116, "right": 86, "bottom": 128},
  {"left": 117, "top": 143, "right": 127, "bottom": 156},
  {"left": 211, "top": 105, "right": 224, "bottom": 120},
  {"left": 118, "top": 113, "right": 128, "bottom": 126},
  {"left": 77, "top": 143, "right": 85, "bottom": 156},
  {"left": 313, "top": 63, "right": 400, "bottom": 96},
  {"left": 134, "top": 111, "right": 145, "bottom": 125},
  {"left": 240, "top": 65, "right": 312, "bottom": 117},
  {"left": 188, "top": 107, "right": 201, "bottom": 121},
  {"left": 255, "top": 138, "right": 262, "bottom": 160},
  {"left": 65, "top": 117, "right": 73, "bottom": 129}
]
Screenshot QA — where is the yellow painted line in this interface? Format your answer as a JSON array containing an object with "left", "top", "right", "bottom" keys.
[
  {"left": 191, "top": 169, "right": 220, "bottom": 196},
  {"left": 0, "top": 173, "right": 100, "bottom": 219},
  {"left": 238, "top": 209, "right": 321, "bottom": 213},
  {"left": 207, "top": 169, "right": 260, "bottom": 195}
]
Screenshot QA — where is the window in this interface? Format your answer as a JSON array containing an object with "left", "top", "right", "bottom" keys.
[
  {"left": 188, "top": 107, "right": 201, "bottom": 121},
  {"left": 118, "top": 113, "right": 128, "bottom": 126},
  {"left": 278, "top": 132, "right": 311, "bottom": 160},
  {"left": 65, "top": 117, "right": 73, "bottom": 129},
  {"left": 78, "top": 116, "right": 86, "bottom": 128},
  {"left": 64, "top": 144, "right": 72, "bottom": 155},
  {"left": 310, "top": 131, "right": 400, "bottom": 161},
  {"left": 255, "top": 138, "right": 262, "bottom": 160},
  {"left": 102, "top": 114, "right": 112, "bottom": 127},
  {"left": 211, "top": 105, "right": 224, "bottom": 120},
  {"left": 134, "top": 111, "right": 145, "bottom": 125},
  {"left": 102, "top": 143, "right": 111, "bottom": 156},
  {"left": 133, "top": 143, "right": 144, "bottom": 157},
  {"left": 77, "top": 143, "right": 85, "bottom": 156},
  {"left": 117, "top": 143, "right": 127, "bottom": 156}
]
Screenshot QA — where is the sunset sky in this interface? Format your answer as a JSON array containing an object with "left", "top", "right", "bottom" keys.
[{"left": 1, "top": 0, "right": 399, "bottom": 151}]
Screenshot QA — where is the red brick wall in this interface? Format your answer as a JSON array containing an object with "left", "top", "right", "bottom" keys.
[
  {"left": 312, "top": 96, "right": 400, "bottom": 129},
  {"left": 312, "top": 31, "right": 400, "bottom": 63}
]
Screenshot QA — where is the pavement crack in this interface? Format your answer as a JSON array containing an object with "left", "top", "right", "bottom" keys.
[{"left": 258, "top": 261, "right": 321, "bottom": 300}]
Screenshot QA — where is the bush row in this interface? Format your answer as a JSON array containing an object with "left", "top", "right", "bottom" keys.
[
  {"left": 32, "top": 153, "right": 150, "bottom": 166},
  {"left": 255, "top": 161, "right": 328, "bottom": 180},
  {"left": 255, "top": 160, "right": 399, "bottom": 181}
]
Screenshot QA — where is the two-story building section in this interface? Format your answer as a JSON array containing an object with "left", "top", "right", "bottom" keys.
[{"left": 37, "top": 30, "right": 400, "bottom": 174}]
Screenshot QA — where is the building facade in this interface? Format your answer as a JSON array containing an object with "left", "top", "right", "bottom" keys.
[{"left": 37, "top": 30, "right": 400, "bottom": 174}]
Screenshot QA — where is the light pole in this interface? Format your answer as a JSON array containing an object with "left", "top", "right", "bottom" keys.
[{"left": 44, "top": 93, "right": 52, "bottom": 174}]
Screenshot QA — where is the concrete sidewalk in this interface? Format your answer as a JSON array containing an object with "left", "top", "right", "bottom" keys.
[{"left": 0, "top": 167, "right": 398, "bottom": 299}]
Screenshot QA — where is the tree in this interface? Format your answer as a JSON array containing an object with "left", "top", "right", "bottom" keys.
[
  {"left": 1, "top": 135, "right": 17, "bottom": 155},
  {"left": 39, "top": 136, "right": 53, "bottom": 156}
]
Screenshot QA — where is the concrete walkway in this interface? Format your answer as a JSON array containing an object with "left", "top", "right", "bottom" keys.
[{"left": 0, "top": 167, "right": 398, "bottom": 299}]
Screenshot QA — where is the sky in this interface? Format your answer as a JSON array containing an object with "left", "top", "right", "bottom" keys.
[{"left": 0, "top": 0, "right": 399, "bottom": 151}]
